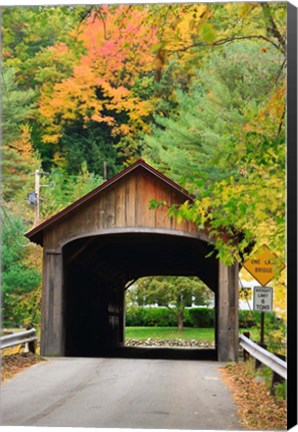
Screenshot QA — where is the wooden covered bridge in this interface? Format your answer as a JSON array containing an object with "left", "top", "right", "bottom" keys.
[{"left": 26, "top": 159, "right": 239, "bottom": 361}]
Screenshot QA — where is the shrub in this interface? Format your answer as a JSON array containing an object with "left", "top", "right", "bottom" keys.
[
  {"left": 188, "top": 308, "right": 214, "bottom": 328},
  {"left": 125, "top": 306, "right": 284, "bottom": 331},
  {"left": 125, "top": 306, "right": 145, "bottom": 326},
  {"left": 142, "top": 307, "right": 177, "bottom": 327},
  {"left": 238, "top": 310, "right": 281, "bottom": 329},
  {"left": 126, "top": 306, "right": 214, "bottom": 327}
]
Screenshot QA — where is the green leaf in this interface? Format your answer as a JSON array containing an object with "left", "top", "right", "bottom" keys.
[{"left": 199, "top": 23, "right": 217, "bottom": 44}]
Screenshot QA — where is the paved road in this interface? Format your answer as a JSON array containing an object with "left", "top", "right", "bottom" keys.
[{"left": 1, "top": 357, "right": 241, "bottom": 429}]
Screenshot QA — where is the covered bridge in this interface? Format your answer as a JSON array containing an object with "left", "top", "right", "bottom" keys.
[{"left": 26, "top": 159, "right": 239, "bottom": 361}]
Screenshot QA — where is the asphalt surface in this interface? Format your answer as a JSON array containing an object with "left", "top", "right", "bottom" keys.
[{"left": 1, "top": 357, "right": 242, "bottom": 429}]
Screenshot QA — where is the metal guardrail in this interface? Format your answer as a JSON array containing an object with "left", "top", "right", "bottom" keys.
[
  {"left": 239, "top": 334, "right": 287, "bottom": 379},
  {"left": 0, "top": 328, "right": 37, "bottom": 351}
]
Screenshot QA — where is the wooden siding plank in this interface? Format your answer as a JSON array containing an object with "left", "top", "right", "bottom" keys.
[
  {"left": 98, "top": 190, "right": 107, "bottom": 229},
  {"left": 155, "top": 178, "right": 171, "bottom": 229},
  {"left": 142, "top": 171, "right": 156, "bottom": 228},
  {"left": 125, "top": 174, "right": 136, "bottom": 226},
  {"left": 135, "top": 170, "right": 145, "bottom": 227},
  {"left": 171, "top": 190, "right": 189, "bottom": 232},
  {"left": 105, "top": 186, "right": 116, "bottom": 229},
  {"left": 115, "top": 179, "right": 126, "bottom": 227}
]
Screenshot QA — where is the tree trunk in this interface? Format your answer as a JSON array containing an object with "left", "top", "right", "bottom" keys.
[{"left": 177, "top": 309, "right": 184, "bottom": 332}]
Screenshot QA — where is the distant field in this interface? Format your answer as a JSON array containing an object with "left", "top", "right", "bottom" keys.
[{"left": 125, "top": 327, "right": 260, "bottom": 342}]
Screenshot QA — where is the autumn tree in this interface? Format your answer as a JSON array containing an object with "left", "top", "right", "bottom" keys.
[{"left": 37, "top": 6, "right": 159, "bottom": 172}]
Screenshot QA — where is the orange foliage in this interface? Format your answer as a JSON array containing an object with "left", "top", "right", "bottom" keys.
[
  {"left": 39, "top": 6, "right": 158, "bottom": 144},
  {"left": 12, "top": 124, "right": 34, "bottom": 159}
]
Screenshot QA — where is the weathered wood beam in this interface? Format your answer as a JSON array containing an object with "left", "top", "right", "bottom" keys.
[
  {"left": 217, "top": 261, "right": 239, "bottom": 362},
  {"left": 41, "top": 249, "right": 65, "bottom": 356}
]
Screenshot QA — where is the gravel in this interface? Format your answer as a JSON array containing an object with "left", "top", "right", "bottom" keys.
[{"left": 125, "top": 338, "right": 215, "bottom": 348}]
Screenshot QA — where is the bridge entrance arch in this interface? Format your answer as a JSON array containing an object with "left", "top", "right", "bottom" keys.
[{"left": 26, "top": 159, "right": 239, "bottom": 361}]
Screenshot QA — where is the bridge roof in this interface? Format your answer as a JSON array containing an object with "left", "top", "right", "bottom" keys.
[{"left": 25, "top": 159, "right": 195, "bottom": 246}]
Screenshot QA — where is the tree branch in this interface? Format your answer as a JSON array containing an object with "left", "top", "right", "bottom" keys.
[
  {"left": 261, "top": 2, "right": 286, "bottom": 54},
  {"left": 95, "top": 7, "right": 108, "bottom": 40},
  {"left": 78, "top": 6, "right": 94, "bottom": 24},
  {"left": 168, "top": 35, "right": 282, "bottom": 55},
  {"left": 277, "top": 107, "right": 285, "bottom": 137},
  {"left": 275, "top": 58, "right": 287, "bottom": 85}
]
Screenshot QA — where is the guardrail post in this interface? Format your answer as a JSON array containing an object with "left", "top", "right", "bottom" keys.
[
  {"left": 25, "top": 325, "right": 37, "bottom": 354},
  {"left": 255, "top": 342, "right": 267, "bottom": 370},
  {"left": 242, "top": 332, "right": 250, "bottom": 361},
  {"left": 28, "top": 338, "right": 37, "bottom": 354},
  {"left": 271, "top": 353, "right": 286, "bottom": 395}
]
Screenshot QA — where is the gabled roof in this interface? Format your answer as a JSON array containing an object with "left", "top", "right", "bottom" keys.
[{"left": 25, "top": 159, "right": 195, "bottom": 246}]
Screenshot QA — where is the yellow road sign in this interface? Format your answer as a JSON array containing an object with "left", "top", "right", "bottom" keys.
[{"left": 243, "top": 245, "right": 285, "bottom": 286}]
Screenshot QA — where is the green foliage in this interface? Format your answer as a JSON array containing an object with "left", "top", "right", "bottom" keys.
[
  {"left": 58, "top": 123, "right": 120, "bottom": 177},
  {"left": 2, "top": 67, "right": 35, "bottom": 146},
  {"left": 40, "top": 162, "right": 103, "bottom": 219},
  {"left": 1, "top": 212, "right": 42, "bottom": 327},
  {"left": 239, "top": 310, "right": 279, "bottom": 329},
  {"left": 125, "top": 307, "right": 285, "bottom": 333},
  {"left": 188, "top": 308, "right": 214, "bottom": 328},
  {"left": 2, "top": 6, "right": 86, "bottom": 83},
  {"left": 128, "top": 276, "right": 211, "bottom": 307},
  {"left": 144, "top": 41, "right": 283, "bottom": 185},
  {"left": 143, "top": 41, "right": 285, "bottom": 264},
  {"left": 274, "top": 382, "right": 286, "bottom": 401},
  {"left": 125, "top": 306, "right": 178, "bottom": 327},
  {"left": 127, "top": 276, "right": 212, "bottom": 330},
  {"left": 125, "top": 306, "right": 216, "bottom": 328}
]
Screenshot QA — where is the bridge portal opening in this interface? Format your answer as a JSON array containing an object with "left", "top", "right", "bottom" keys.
[
  {"left": 124, "top": 276, "right": 215, "bottom": 351},
  {"left": 62, "top": 233, "right": 218, "bottom": 359}
]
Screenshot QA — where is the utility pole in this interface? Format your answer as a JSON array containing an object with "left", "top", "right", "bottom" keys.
[
  {"left": 103, "top": 161, "right": 107, "bottom": 181},
  {"left": 34, "top": 169, "right": 40, "bottom": 227}
]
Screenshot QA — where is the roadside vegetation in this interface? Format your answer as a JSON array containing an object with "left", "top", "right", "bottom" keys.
[
  {"left": 1, "top": 343, "right": 45, "bottom": 382},
  {"left": 1, "top": 352, "right": 45, "bottom": 382},
  {"left": 221, "top": 361, "right": 286, "bottom": 430}
]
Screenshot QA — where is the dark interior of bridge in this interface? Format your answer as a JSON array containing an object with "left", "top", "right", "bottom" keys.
[{"left": 62, "top": 233, "right": 218, "bottom": 359}]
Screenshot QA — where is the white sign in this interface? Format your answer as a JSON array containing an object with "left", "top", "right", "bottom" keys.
[{"left": 253, "top": 286, "right": 273, "bottom": 312}]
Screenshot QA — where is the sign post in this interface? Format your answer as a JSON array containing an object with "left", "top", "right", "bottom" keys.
[
  {"left": 243, "top": 246, "right": 284, "bottom": 347},
  {"left": 253, "top": 286, "right": 273, "bottom": 345}
]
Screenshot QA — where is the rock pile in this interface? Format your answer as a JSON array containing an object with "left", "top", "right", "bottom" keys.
[{"left": 125, "top": 338, "right": 214, "bottom": 348}]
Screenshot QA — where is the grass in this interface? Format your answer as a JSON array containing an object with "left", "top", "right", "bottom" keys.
[
  {"left": 125, "top": 327, "right": 260, "bottom": 341},
  {"left": 125, "top": 327, "right": 214, "bottom": 341}
]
